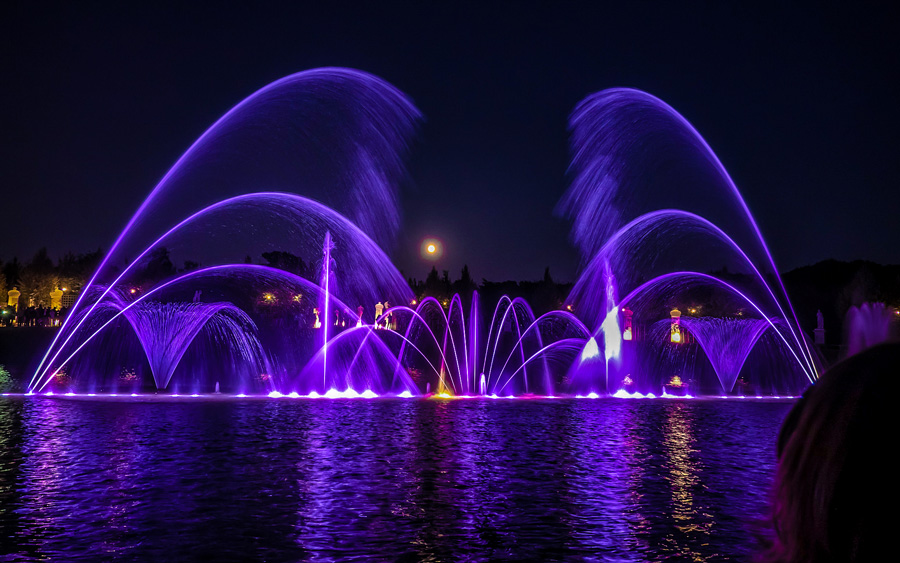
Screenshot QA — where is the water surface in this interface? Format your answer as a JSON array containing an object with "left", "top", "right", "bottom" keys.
[{"left": 0, "top": 397, "right": 790, "bottom": 561}]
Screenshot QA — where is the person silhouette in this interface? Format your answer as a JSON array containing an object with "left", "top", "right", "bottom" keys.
[{"left": 763, "top": 342, "right": 896, "bottom": 562}]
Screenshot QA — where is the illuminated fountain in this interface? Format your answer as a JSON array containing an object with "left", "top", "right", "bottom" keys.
[
  {"left": 389, "top": 293, "right": 588, "bottom": 397},
  {"left": 678, "top": 317, "right": 772, "bottom": 393},
  {"left": 107, "top": 296, "right": 267, "bottom": 392},
  {"left": 30, "top": 68, "right": 419, "bottom": 395},
  {"left": 28, "top": 68, "right": 582, "bottom": 398},
  {"left": 845, "top": 302, "right": 898, "bottom": 357},
  {"left": 28, "top": 73, "right": 815, "bottom": 398},
  {"left": 560, "top": 88, "right": 820, "bottom": 396}
]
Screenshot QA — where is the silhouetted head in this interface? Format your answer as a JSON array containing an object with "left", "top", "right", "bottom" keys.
[{"left": 765, "top": 342, "right": 897, "bottom": 562}]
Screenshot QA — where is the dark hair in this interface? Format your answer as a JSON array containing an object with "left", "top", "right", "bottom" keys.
[{"left": 763, "top": 342, "right": 896, "bottom": 562}]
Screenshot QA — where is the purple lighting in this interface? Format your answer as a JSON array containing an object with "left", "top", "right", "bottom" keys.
[{"left": 29, "top": 72, "right": 814, "bottom": 400}]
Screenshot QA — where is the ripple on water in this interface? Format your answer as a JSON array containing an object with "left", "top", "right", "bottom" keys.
[{"left": 0, "top": 397, "right": 791, "bottom": 561}]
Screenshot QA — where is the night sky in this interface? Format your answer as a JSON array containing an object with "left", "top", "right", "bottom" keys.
[{"left": 3, "top": 2, "right": 898, "bottom": 283}]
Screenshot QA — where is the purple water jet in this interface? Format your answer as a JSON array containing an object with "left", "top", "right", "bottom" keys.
[
  {"left": 34, "top": 68, "right": 420, "bottom": 392},
  {"left": 845, "top": 303, "right": 898, "bottom": 357},
  {"left": 31, "top": 75, "right": 819, "bottom": 399},
  {"left": 560, "top": 88, "right": 820, "bottom": 395},
  {"left": 679, "top": 317, "right": 771, "bottom": 393}
]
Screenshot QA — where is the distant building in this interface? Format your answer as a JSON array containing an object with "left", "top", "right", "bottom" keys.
[{"left": 61, "top": 291, "right": 77, "bottom": 309}]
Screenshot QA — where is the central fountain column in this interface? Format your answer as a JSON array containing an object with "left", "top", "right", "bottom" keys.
[{"left": 321, "top": 231, "right": 336, "bottom": 392}]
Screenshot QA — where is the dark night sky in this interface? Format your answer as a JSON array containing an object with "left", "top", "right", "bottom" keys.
[{"left": 2, "top": 2, "right": 898, "bottom": 283}]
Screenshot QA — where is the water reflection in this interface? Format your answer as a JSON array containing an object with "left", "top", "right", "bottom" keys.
[
  {"left": 661, "top": 402, "right": 712, "bottom": 560},
  {"left": 0, "top": 397, "right": 791, "bottom": 561}
]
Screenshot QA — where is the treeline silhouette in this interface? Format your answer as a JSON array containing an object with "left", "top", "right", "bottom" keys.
[
  {"left": 1, "top": 247, "right": 102, "bottom": 308},
  {"left": 2, "top": 247, "right": 897, "bottom": 341}
]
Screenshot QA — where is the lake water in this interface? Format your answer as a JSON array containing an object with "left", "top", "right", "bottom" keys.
[{"left": 0, "top": 397, "right": 791, "bottom": 562}]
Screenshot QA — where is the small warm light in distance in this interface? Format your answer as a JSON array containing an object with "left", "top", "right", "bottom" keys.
[
  {"left": 129, "top": 288, "right": 136, "bottom": 294},
  {"left": 411, "top": 299, "right": 417, "bottom": 306},
  {"left": 62, "top": 287, "right": 67, "bottom": 292},
  {"left": 420, "top": 238, "right": 443, "bottom": 260}
]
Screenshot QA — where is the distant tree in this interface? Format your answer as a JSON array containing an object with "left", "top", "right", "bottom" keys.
[
  {"left": 261, "top": 251, "right": 307, "bottom": 276},
  {"left": 136, "top": 247, "right": 176, "bottom": 286},
  {"left": 424, "top": 266, "right": 441, "bottom": 297},
  {"left": 837, "top": 265, "right": 881, "bottom": 317},
  {"left": 436, "top": 270, "right": 454, "bottom": 301},
  {"left": 20, "top": 248, "right": 58, "bottom": 307},
  {"left": 2, "top": 257, "right": 20, "bottom": 289},
  {"left": 29, "top": 248, "right": 54, "bottom": 273},
  {"left": 244, "top": 255, "right": 253, "bottom": 264},
  {"left": 0, "top": 365, "right": 13, "bottom": 392},
  {"left": 543, "top": 267, "right": 553, "bottom": 285},
  {"left": 460, "top": 265, "right": 474, "bottom": 288},
  {"left": 182, "top": 260, "right": 201, "bottom": 272},
  {"left": 452, "top": 264, "right": 477, "bottom": 297},
  {"left": 19, "top": 271, "right": 56, "bottom": 307},
  {"left": 57, "top": 248, "right": 102, "bottom": 292}
]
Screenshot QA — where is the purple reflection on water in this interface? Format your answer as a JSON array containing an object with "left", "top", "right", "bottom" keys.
[{"left": 0, "top": 397, "right": 790, "bottom": 561}]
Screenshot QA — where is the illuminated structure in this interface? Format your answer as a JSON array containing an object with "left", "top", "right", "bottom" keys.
[
  {"left": 50, "top": 288, "right": 63, "bottom": 310},
  {"left": 7, "top": 287, "right": 20, "bottom": 311},
  {"left": 670, "top": 308, "right": 682, "bottom": 344},
  {"left": 27, "top": 73, "right": 814, "bottom": 398},
  {"left": 622, "top": 306, "right": 633, "bottom": 341}
]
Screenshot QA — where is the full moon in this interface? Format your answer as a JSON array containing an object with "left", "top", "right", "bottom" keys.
[{"left": 421, "top": 238, "right": 443, "bottom": 260}]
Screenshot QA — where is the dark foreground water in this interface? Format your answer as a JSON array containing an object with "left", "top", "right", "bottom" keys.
[{"left": 0, "top": 397, "right": 791, "bottom": 562}]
